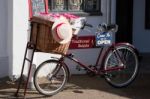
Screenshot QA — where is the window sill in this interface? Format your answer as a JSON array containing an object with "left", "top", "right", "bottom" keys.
[{"left": 49, "top": 11, "right": 102, "bottom": 16}]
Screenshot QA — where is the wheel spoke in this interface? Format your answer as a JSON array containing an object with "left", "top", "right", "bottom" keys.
[
  {"left": 34, "top": 60, "right": 68, "bottom": 96},
  {"left": 104, "top": 46, "right": 138, "bottom": 87}
]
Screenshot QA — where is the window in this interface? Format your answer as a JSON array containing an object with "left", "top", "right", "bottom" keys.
[
  {"left": 28, "top": 0, "right": 101, "bottom": 18},
  {"left": 29, "top": 0, "right": 48, "bottom": 18},
  {"left": 48, "top": 0, "right": 101, "bottom": 15}
]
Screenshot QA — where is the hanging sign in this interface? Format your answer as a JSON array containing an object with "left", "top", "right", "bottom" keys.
[
  {"left": 69, "top": 36, "right": 95, "bottom": 49},
  {"left": 95, "top": 32, "right": 112, "bottom": 46}
]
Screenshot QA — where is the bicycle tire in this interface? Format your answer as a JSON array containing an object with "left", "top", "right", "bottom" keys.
[
  {"left": 104, "top": 45, "right": 139, "bottom": 88},
  {"left": 34, "top": 60, "right": 69, "bottom": 96}
]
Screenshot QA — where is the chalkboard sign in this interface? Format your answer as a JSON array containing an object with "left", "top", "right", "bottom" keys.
[{"left": 30, "top": 0, "right": 46, "bottom": 16}]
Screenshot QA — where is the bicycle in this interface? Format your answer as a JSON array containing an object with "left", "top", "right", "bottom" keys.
[{"left": 33, "top": 21, "right": 140, "bottom": 96}]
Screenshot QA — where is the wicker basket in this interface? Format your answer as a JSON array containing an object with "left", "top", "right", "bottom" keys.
[{"left": 29, "top": 16, "right": 70, "bottom": 54}]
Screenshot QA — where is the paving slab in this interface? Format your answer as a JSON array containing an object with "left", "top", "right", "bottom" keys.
[
  {"left": 0, "top": 54, "right": 150, "bottom": 99},
  {"left": 0, "top": 73, "right": 150, "bottom": 99}
]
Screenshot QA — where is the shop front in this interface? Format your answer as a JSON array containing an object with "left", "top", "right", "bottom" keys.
[{"left": 0, "top": 0, "right": 149, "bottom": 78}]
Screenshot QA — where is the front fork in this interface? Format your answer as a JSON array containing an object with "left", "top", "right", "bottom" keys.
[{"left": 51, "top": 57, "right": 71, "bottom": 81}]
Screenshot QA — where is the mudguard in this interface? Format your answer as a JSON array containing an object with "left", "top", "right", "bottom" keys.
[{"left": 114, "top": 43, "right": 140, "bottom": 59}]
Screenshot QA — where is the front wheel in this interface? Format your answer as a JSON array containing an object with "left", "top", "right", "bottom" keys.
[
  {"left": 104, "top": 45, "right": 139, "bottom": 88},
  {"left": 34, "top": 60, "right": 69, "bottom": 96}
]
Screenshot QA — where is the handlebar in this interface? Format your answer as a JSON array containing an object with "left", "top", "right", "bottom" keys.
[
  {"left": 81, "top": 21, "right": 93, "bottom": 29},
  {"left": 84, "top": 23, "right": 93, "bottom": 28},
  {"left": 72, "top": 18, "right": 118, "bottom": 33}
]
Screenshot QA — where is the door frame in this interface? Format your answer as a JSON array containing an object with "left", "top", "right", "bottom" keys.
[{"left": 115, "top": 0, "right": 133, "bottom": 43}]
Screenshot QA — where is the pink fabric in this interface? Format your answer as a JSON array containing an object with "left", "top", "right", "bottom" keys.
[
  {"left": 61, "top": 13, "right": 79, "bottom": 20},
  {"left": 37, "top": 12, "right": 79, "bottom": 22}
]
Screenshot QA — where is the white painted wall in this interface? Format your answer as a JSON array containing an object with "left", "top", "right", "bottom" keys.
[
  {"left": 1, "top": 0, "right": 149, "bottom": 78},
  {"left": 65, "top": 0, "right": 117, "bottom": 74},
  {"left": 7, "top": 0, "right": 29, "bottom": 77},
  {"left": 0, "top": 0, "right": 118, "bottom": 78},
  {"left": 3, "top": 0, "right": 149, "bottom": 78},
  {"left": 0, "top": 0, "right": 9, "bottom": 77},
  {"left": 133, "top": 0, "right": 150, "bottom": 53},
  {"left": 0, "top": 0, "right": 116, "bottom": 78}
]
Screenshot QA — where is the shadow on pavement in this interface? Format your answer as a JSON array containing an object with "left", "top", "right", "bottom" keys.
[
  {"left": 66, "top": 72, "right": 150, "bottom": 99},
  {"left": 0, "top": 59, "right": 150, "bottom": 99},
  {"left": 0, "top": 73, "right": 149, "bottom": 99}
]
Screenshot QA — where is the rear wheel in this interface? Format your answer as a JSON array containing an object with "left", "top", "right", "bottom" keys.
[
  {"left": 34, "top": 60, "right": 69, "bottom": 96},
  {"left": 104, "top": 45, "right": 139, "bottom": 88}
]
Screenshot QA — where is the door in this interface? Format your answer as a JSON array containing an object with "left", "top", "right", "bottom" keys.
[{"left": 116, "top": 0, "right": 133, "bottom": 43}]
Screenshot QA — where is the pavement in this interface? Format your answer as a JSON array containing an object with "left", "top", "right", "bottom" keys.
[{"left": 0, "top": 54, "right": 150, "bottom": 99}]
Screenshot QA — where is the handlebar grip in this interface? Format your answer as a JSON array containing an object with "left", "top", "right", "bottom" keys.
[{"left": 85, "top": 23, "right": 93, "bottom": 28}]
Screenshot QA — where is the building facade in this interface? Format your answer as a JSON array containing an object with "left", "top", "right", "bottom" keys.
[{"left": 0, "top": 0, "right": 149, "bottom": 78}]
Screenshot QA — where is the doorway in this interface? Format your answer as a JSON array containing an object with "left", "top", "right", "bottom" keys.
[{"left": 116, "top": 0, "right": 133, "bottom": 43}]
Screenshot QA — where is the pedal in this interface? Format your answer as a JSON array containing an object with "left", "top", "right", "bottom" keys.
[
  {"left": 86, "top": 65, "right": 97, "bottom": 77},
  {"left": 76, "top": 65, "right": 85, "bottom": 71},
  {"left": 102, "top": 73, "right": 115, "bottom": 78}
]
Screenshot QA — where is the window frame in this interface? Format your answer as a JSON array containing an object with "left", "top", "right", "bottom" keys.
[
  {"left": 48, "top": 0, "right": 102, "bottom": 16},
  {"left": 28, "top": 0, "right": 102, "bottom": 18}
]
